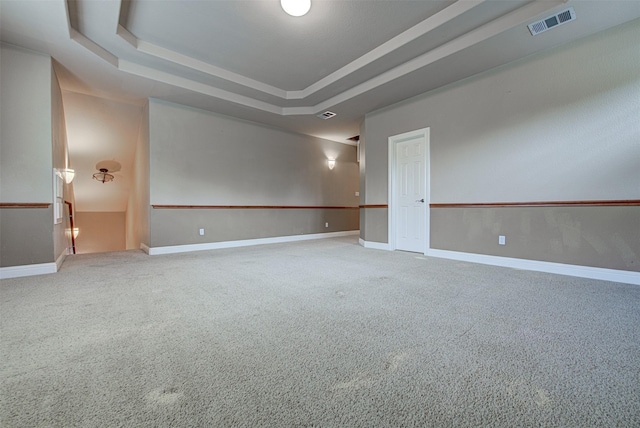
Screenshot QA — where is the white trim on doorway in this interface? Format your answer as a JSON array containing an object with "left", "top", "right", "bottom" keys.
[{"left": 388, "top": 128, "right": 431, "bottom": 253}]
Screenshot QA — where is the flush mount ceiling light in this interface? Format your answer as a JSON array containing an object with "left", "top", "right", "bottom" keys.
[
  {"left": 93, "top": 168, "right": 114, "bottom": 183},
  {"left": 281, "top": 0, "right": 311, "bottom": 17}
]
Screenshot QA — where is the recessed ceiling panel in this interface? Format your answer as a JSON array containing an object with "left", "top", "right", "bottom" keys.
[{"left": 123, "top": 0, "right": 454, "bottom": 90}]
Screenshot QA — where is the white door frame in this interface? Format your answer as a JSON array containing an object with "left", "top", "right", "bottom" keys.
[{"left": 388, "top": 128, "right": 430, "bottom": 254}]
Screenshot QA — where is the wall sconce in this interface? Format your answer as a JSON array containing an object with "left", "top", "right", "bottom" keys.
[
  {"left": 65, "top": 228, "right": 80, "bottom": 239},
  {"left": 57, "top": 168, "right": 75, "bottom": 184},
  {"left": 327, "top": 159, "right": 336, "bottom": 170}
]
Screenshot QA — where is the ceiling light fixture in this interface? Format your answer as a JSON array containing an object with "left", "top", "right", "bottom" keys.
[
  {"left": 281, "top": 0, "right": 311, "bottom": 17},
  {"left": 93, "top": 168, "right": 114, "bottom": 183}
]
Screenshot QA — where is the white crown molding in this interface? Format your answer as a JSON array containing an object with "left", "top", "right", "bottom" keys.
[
  {"left": 66, "top": 0, "right": 567, "bottom": 116},
  {"left": 116, "top": 25, "right": 288, "bottom": 99},
  {"left": 291, "top": 0, "right": 569, "bottom": 116},
  {"left": 69, "top": 27, "right": 118, "bottom": 68},
  {"left": 114, "top": 0, "right": 488, "bottom": 101},
  {"left": 119, "top": 60, "right": 284, "bottom": 115},
  {"left": 296, "top": 0, "right": 486, "bottom": 100}
]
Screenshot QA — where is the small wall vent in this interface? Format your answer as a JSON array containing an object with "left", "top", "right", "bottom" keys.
[
  {"left": 528, "top": 7, "right": 575, "bottom": 36},
  {"left": 317, "top": 111, "right": 337, "bottom": 120}
]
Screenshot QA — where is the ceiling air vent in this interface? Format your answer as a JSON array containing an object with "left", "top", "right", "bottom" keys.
[
  {"left": 317, "top": 111, "right": 337, "bottom": 120},
  {"left": 528, "top": 7, "right": 575, "bottom": 36}
]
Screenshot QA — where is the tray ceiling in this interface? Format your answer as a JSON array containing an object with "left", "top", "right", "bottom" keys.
[
  {"left": 2, "top": 0, "right": 638, "bottom": 212},
  {"left": 3, "top": 0, "right": 640, "bottom": 144}
]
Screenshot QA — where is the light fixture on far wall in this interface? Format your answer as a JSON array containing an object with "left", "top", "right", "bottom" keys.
[
  {"left": 57, "top": 168, "right": 75, "bottom": 184},
  {"left": 281, "top": 0, "right": 310, "bottom": 17},
  {"left": 93, "top": 168, "right": 114, "bottom": 183},
  {"left": 65, "top": 227, "right": 80, "bottom": 239},
  {"left": 327, "top": 159, "right": 336, "bottom": 170}
]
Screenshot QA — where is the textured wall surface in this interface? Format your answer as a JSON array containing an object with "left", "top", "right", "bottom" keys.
[
  {"left": 0, "top": 45, "right": 56, "bottom": 267},
  {"left": 431, "top": 206, "right": 640, "bottom": 271},
  {"left": 360, "top": 20, "right": 640, "bottom": 271},
  {"left": 75, "top": 212, "right": 126, "bottom": 254},
  {"left": 148, "top": 100, "right": 359, "bottom": 247},
  {"left": 0, "top": 44, "right": 53, "bottom": 203},
  {"left": 363, "top": 19, "right": 639, "bottom": 206},
  {"left": 0, "top": 208, "right": 54, "bottom": 267},
  {"left": 126, "top": 102, "right": 150, "bottom": 249},
  {"left": 150, "top": 208, "right": 359, "bottom": 247}
]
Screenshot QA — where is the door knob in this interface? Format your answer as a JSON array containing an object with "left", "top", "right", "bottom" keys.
[{"left": 416, "top": 198, "right": 425, "bottom": 203}]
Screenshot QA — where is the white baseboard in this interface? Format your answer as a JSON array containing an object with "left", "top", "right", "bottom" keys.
[
  {"left": 140, "top": 243, "right": 150, "bottom": 254},
  {"left": 359, "top": 238, "right": 391, "bottom": 251},
  {"left": 1, "top": 250, "right": 65, "bottom": 280},
  {"left": 148, "top": 230, "right": 359, "bottom": 256},
  {"left": 0, "top": 262, "right": 57, "bottom": 280},
  {"left": 426, "top": 248, "right": 640, "bottom": 285},
  {"left": 55, "top": 250, "right": 66, "bottom": 272}
]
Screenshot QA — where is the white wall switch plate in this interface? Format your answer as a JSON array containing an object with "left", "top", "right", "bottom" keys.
[
  {"left": 499, "top": 235, "right": 506, "bottom": 245},
  {"left": 199, "top": 228, "right": 205, "bottom": 236},
  {"left": 355, "top": 191, "right": 359, "bottom": 196},
  {"left": 325, "top": 222, "right": 329, "bottom": 228}
]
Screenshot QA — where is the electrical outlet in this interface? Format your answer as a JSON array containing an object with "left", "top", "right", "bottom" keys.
[
  {"left": 325, "top": 222, "right": 329, "bottom": 228},
  {"left": 355, "top": 191, "right": 359, "bottom": 196},
  {"left": 499, "top": 235, "right": 506, "bottom": 245},
  {"left": 199, "top": 228, "right": 205, "bottom": 236}
]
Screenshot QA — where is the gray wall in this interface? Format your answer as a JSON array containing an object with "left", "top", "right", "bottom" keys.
[
  {"left": 148, "top": 99, "right": 359, "bottom": 247},
  {"left": 0, "top": 44, "right": 58, "bottom": 267},
  {"left": 360, "top": 19, "right": 640, "bottom": 271},
  {"left": 151, "top": 208, "right": 358, "bottom": 247},
  {"left": 0, "top": 44, "right": 52, "bottom": 203},
  {"left": 0, "top": 208, "right": 55, "bottom": 266},
  {"left": 431, "top": 206, "right": 639, "bottom": 271}
]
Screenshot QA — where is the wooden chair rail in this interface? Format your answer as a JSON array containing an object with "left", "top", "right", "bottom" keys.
[
  {"left": 152, "top": 205, "right": 359, "bottom": 210},
  {"left": 0, "top": 203, "right": 51, "bottom": 209},
  {"left": 430, "top": 200, "right": 640, "bottom": 208}
]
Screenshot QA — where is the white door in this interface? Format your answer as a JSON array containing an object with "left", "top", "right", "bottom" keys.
[{"left": 393, "top": 133, "right": 427, "bottom": 252}]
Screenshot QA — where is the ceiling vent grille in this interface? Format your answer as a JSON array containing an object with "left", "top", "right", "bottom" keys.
[
  {"left": 528, "top": 7, "right": 575, "bottom": 36},
  {"left": 317, "top": 111, "right": 337, "bottom": 120}
]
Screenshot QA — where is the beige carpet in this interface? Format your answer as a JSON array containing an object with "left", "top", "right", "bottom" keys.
[{"left": 1, "top": 236, "right": 639, "bottom": 427}]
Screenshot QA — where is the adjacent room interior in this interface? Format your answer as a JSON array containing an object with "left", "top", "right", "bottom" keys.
[{"left": 1, "top": 0, "right": 639, "bottom": 426}]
